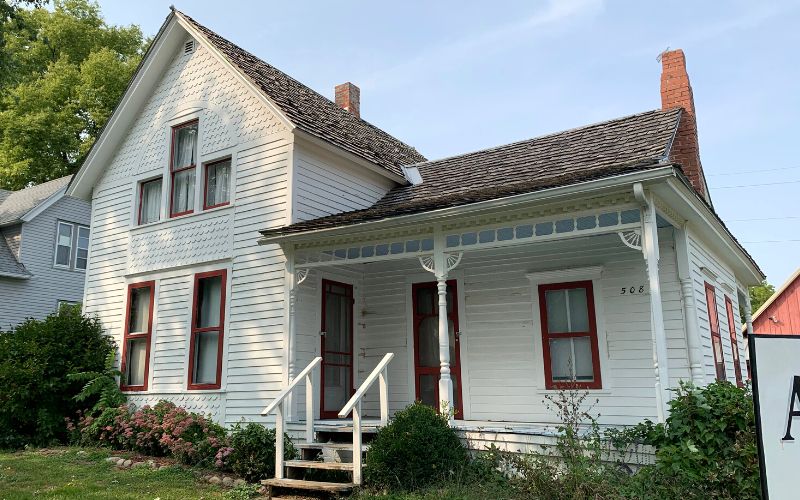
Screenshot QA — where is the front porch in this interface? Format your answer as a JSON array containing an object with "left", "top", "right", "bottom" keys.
[{"left": 277, "top": 190, "right": 697, "bottom": 432}]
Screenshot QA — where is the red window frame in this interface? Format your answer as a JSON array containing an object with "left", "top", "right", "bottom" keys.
[
  {"left": 119, "top": 281, "right": 155, "bottom": 392},
  {"left": 705, "top": 282, "right": 726, "bottom": 381},
  {"left": 538, "top": 280, "right": 602, "bottom": 390},
  {"left": 138, "top": 178, "right": 162, "bottom": 225},
  {"left": 725, "top": 296, "right": 744, "bottom": 387},
  {"left": 169, "top": 119, "right": 198, "bottom": 218},
  {"left": 187, "top": 269, "right": 227, "bottom": 390},
  {"left": 202, "top": 158, "right": 231, "bottom": 211}
]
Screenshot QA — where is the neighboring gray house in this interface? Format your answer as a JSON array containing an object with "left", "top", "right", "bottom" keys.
[{"left": 0, "top": 176, "right": 91, "bottom": 329}]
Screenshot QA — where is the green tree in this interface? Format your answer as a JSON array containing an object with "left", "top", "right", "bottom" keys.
[
  {"left": 749, "top": 279, "right": 775, "bottom": 313},
  {"left": 0, "top": 0, "right": 145, "bottom": 189}
]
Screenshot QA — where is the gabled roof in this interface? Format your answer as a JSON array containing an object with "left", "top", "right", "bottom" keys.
[
  {"left": 0, "top": 176, "right": 71, "bottom": 226},
  {"left": 260, "top": 108, "right": 683, "bottom": 237},
  {"left": 175, "top": 10, "right": 425, "bottom": 177},
  {"left": 750, "top": 267, "right": 800, "bottom": 326}
]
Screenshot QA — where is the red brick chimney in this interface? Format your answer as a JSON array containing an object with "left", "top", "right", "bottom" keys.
[
  {"left": 335, "top": 82, "right": 360, "bottom": 119},
  {"left": 660, "top": 49, "right": 709, "bottom": 202}
]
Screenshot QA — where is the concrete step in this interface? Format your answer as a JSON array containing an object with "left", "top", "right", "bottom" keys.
[{"left": 285, "top": 459, "right": 354, "bottom": 471}]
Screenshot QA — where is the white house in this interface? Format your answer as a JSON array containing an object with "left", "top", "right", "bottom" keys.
[{"left": 66, "top": 8, "right": 762, "bottom": 492}]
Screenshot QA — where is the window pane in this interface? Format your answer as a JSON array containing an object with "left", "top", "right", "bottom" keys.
[
  {"left": 125, "top": 338, "right": 147, "bottom": 386},
  {"left": 568, "top": 288, "right": 590, "bottom": 332},
  {"left": 416, "top": 287, "right": 435, "bottom": 315},
  {"left": 55, "top": 223, "right": 72, "bottom": 266},
  {"left": 172, "top": 123, "right": 197, "bottom": 170},
  {"left": 573, "top": 336, "right": 594, "bottom": 381},
  {"left": 192, "top": 330, "right": 219, "bottom": 385},
  {"left": 549, "top": 338, "right": 573, "bottom": 381},
  {"left": 171, "top": 169, "right": 195, "bottom": 214},
  {"left": 545, "top": 290, "right": 569, "bottom": 333},
  {"left": 140, "top": 179, "right": 162, "bottom": 224},
  {"left": 323, "top": 365, "right": 351, "bottom": 412},
  {"left": 419, "top": 374, "right": 437, "bottom": 408},
  {"left": 206, "top": 160, "right": 231, "bottom": 207},
  {"left": 196, "top": 276, "right": 222, "bottom": 328},
  {"left": 418, "top": 317, "right": 438, "bottom": 367},
  {"left": 128, "top": 286, "right": 151, "bottom": 334},
  {"left": 75, "top": 227, "right": 90, "bottom": 270}
]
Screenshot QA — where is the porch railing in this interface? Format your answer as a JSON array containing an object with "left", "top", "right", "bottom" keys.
[
  {"left": 261, "top": 356, "right": 322, "bottom": 479},
  {"left": 338, "top": 352, "right": 394, "bottom": 485}
]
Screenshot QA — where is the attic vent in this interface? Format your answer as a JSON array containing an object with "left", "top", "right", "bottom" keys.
[
  {"left": 401, "top": 166, "right": 423, "bottom": 186},
  {"left": 184, "top": 40, "right": 195, "bottom": 55}
]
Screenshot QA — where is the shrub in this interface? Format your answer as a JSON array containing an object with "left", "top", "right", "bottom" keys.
[
  {"left": 0, "top": 306, "right": 114, "bottom": 447},
  {"left": 79, "top": 400, "right": 227, "bottom": 466},
  {"left": 218, "top": 422, "right": 296, "bottom": 482},
  {"left": 622, "top": 381, "right": 760, "bottom": 499},
  {"left": 365, "top": 402, "right": 469, "bottom": 491},
  {"left": 68, "top": 350, "right": 126, "bottom": 413}
]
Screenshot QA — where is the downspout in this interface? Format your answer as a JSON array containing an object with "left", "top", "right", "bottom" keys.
[{"left": 634, "top": 182, "right": 671, "bottom": 423}]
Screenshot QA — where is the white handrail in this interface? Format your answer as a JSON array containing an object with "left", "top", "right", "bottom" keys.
[
  {"left": 338, "top": 352, "right": 394, "bottom": 485},
  {"left": 261, "top": 356, "right": 322, "bottom": 480}
]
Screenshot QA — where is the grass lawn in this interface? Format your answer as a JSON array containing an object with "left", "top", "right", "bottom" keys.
[{"left": 0, "top": 448, "right": 228, "bottom": 500}]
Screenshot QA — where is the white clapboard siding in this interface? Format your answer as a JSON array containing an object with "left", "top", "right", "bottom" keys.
[
  {"left": 318, "top": 229, "right": 686, "bottom": 426},
  {"left": 687, "top": 229, "right": 747, "bottom": 383},
  {"left": 82, "top": 38, "right": 290, "bottom": 425},
  {"left": 292, "top": 142, "right": 396, "bottom": 222},
  {"left": 0, "top": 196, "right": 90, "bottom": 329}
]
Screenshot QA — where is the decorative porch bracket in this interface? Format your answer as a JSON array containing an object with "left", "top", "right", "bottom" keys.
[
  {"left": 634, "top": 184, "right": 671, "bottom": 423},
  {"left": 418, "top": 230, "right": 463, "bottom": 422}
]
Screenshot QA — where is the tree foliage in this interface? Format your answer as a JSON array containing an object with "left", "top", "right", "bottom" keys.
[
  {"left": 0, "top": 0, "right": 146, "bottom": 189},
  {"left": 749, "top": 279, "right": 775, "bottom": 314}
]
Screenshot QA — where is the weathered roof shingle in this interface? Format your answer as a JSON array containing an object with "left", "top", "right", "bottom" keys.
[
  {"left": 261, "top": 108, "right": 682, "bottom": 237},
  {"left": 0, "top": 176, "right": 71, "bottom": 226}
]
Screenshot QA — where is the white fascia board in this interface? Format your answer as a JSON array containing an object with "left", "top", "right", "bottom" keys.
[
  {"left": 20, "top": 186, "right": 67, "bottom": 222},
  {"left": 68, "top": 16, "right": 183, "bottom": 199},
  {"left": 293, "top": 130, "right": 407, "bottom": 185},
  {"left": 652, "top": 177, "right": 764, "bottom": 285},
  {"left": 258, "top": 165, "right": 678, "bottom": 245},
  {"left": 173, "top": 11, "right": 295, "bottom": 133}
]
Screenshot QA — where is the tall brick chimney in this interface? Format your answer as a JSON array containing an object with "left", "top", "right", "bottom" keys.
[
  {"left": 660, "top": 49, "right": 709, "bottom": 202},
  {"left": 335, "top": 82, "right": 360, "bottom": 119}
]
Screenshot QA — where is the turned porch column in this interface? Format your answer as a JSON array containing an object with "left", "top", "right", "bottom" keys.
[{"left": 675, "top": 225, "right": 706, "bottom": 386}]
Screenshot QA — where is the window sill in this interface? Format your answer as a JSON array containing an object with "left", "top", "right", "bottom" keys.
[
  {"left": 122, "top": 388, "right": 227, "bottom": 395},
  {"left": 131, "top": 204, "right": 233, "bottom": 233},
  {"left": 535, "top": 388, "right": 611, "bottom": 396}
]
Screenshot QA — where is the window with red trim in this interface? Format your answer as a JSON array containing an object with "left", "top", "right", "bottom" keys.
[
  {"left": 169, "top": 120, "right": 198, "bottom": 217},
  {"left": 725, "top": 296, "right": 744, "bottom": 387},
  {"left": 138, "top": 178, "right": 162, "bottom": 225},
  {"left": 120, "top": 281, "right": 155, "bottom": 391},
  {"left": 705, "top": 283, "right": 726, "bottom": 381},
  {"left": 203, "top": 158, "right": 231, "bottom": 210},
  {"left": 538, "top": 280, "right": 602, "bottom": 389},
  {"left": 188, "top": 270, "right": 226, "bottom": 390}
]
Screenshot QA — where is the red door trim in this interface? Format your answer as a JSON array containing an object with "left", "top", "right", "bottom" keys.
[
  {"left": 320, "top": 279, "right": 354, "bottom": 420},
  {"left": 412, "top": 280, "right": 464, "bottom": 419}
]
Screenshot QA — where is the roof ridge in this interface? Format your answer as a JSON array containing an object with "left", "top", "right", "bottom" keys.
[{"left": 406, "top": 108, "right": 680, "bottom": 169}]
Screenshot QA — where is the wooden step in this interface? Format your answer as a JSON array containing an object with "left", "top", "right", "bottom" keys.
[
  {"left": 285, "top": 459, "right": 354, "bottom": 471},
  {"left": 296, "top": 442, "right": 368, "bottom": 451},
  {"left": 261, "top": 477, "right": 355, "bottom": 492}
]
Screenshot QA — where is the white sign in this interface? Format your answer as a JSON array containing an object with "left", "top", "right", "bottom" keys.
[{"left": 750, "top": 334, "right": 800, "bottom": 500}]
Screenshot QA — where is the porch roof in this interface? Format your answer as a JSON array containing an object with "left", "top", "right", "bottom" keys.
[{"left": 260, "top": 108, "right": 682, "bottom": 239}]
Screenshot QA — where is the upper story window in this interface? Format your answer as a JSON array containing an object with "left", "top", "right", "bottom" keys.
[
  {"left": 139, "top": 178, "right": 162, "bottom": 225},
  {"left": 705, "top": 282, "right": 726, "bottom": 381},
  {"left": 120, "top": 281, "right": 155, "bottom": 391},
  {"left": 538, "top": 280, "right": 602, "bottom": 389},
  {"left": 170, "top": 120, "right": 198, "bottom": 217},
  {"left": 204, "top": 158, "right": 231, "bottom": 210},
  {"left": 54, "top": 221, "right": 90, "bottom": 271}
]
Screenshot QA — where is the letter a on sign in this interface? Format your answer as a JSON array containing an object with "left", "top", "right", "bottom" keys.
[{"left": 783, "top": 376, "right": 800, "bottom": 441}]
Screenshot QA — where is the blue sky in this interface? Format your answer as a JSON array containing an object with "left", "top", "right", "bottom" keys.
[{"left": 99, "top": 0, "right": 800, "bottom": 287}]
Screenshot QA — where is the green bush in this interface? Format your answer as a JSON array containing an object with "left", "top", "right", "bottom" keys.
[
  {"left": 623, "top": 381, "right": 760, "bottom": 499},
  {"left": 365, "top": 402, "right": 469, "bottom": 491},
  {"left": 219, "top": 422, "right": 296, "bottom": 482},
  {"left": 0, "top": 306, "right": 114, "bottom": 447}
]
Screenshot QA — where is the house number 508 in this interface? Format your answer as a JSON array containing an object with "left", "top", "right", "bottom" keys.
[{"left": 621, "top": 286, "right": 645, "bottom": 295}]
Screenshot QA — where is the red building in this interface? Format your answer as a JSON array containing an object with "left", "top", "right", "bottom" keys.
[{"left": 749, "top": 268, "right": 800, "bottom": 335}]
